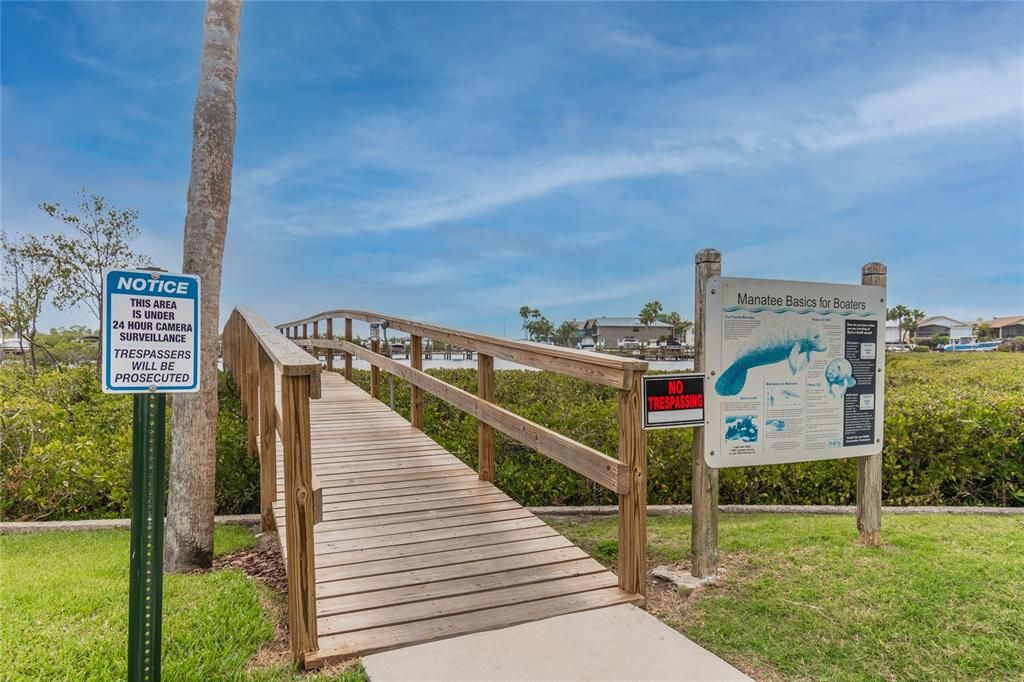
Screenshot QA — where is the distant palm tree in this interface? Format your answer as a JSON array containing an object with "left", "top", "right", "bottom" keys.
[{"left": 639, "top": 300, "right": 662, "bottom": 342}]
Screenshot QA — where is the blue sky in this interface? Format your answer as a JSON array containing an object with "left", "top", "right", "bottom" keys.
[{"left": 3, "top": 2, "right": 1022, "bottom": 335}]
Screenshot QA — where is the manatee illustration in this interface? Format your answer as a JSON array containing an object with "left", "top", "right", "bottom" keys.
[
  {"left": 825, "top": 358, "right": 856, "bottom": 397},
  {"left": 715, "top": 322, "right": 828, "bottom": 396}
]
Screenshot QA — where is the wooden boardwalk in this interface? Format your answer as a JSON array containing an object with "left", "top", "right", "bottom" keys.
[{"left": 273, "top": 372, "right": 642, "bottom": 667}]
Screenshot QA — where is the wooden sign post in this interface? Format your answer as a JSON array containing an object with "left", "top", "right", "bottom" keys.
[
  {"left": 691, "top": 249, "right": 720, "bottom": 580},
  {"left": 857, "top": 263, "right": 886, "bottom": 547}
]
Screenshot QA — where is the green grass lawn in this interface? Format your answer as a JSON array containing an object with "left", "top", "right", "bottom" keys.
[
  {"left": 547, "top": 513, "right": 1024, "bottom": 681},
  {"left": 0, "top": 525, "right": 365, "bottom": 682},
  {"left": 4, "top": 517, "right": 1021, "bottom": 681}
]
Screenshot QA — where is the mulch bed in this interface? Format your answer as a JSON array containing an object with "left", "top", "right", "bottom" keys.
[{"left": 212, "top": 530, "right": 288, "bottom": 595}]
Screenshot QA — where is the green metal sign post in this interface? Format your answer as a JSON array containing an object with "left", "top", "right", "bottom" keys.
[
  {"left": 128, "top": 392, "right": 167, "bottom": 682},
  {"left": 103, "top": 267, "right": 202, "bottom": 682}
]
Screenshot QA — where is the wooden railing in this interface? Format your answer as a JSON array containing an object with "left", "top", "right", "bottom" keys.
[
  {"left": 222, "top": 307, "right": 322, "bottom": 662},
  {"left": 276, "top": 309, "right": 650, "bottom": 598}
]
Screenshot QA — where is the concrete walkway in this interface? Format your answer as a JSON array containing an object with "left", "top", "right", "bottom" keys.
[{"left": 362, "top": 604, "right": 750, "bottom": 682}]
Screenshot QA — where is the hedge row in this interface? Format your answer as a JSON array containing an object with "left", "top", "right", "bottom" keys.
[
  {"left": 0, "top": 367, "right": 257, "bottom": 520},
  {"left": 347, "top": 353, "right": 1024, "bottom": 507},
  {"left": 1, "top": 353, "right": 1020, "bottom": 520}
]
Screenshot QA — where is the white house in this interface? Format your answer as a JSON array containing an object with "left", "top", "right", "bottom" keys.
[
  {"left": 0, "top": 334, "right": 27, "bottom": 361},
  {"left": 915, "top": 316, "right": 972, "bottom": 341},
  {"left": 885, "top": 320, "right": 902, "bottom": 343}
]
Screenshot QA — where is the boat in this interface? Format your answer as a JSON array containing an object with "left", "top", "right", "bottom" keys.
[{"left": 940, "top": 336, "right": 1003, "bottom": 352}]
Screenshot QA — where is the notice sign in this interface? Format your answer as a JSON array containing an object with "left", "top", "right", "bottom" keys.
[
  {"left": 704, "top": 277, "right": 885, "bottom": 468},
  {"left": 642, "top": 374, "right": 705, "bottom": 429},
  {"left": 102, "top": 269, "right": 201, "bottom": 393}
]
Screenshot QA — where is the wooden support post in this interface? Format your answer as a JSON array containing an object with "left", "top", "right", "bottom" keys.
[
  {"left": 325, "top": 319, "right": 334, "bottom": 371},
  {"left": 222, "top": 317, "right": 233, "bottom": 375},
  {"left": 280, "top": 374, "right": 318, "bottom": 662},
  {"left": 370, "top": 337, "right": 380, "bottom": 399},
  {"left": 344, "top": 319, "right": 353, "bottom": 381},
  {"left": 311, "top": 320, "right": 320, "bottom": 365},
  {"left": 477, "top": 353, "right": 496, "bottom": 482},
  {"left": 858, "top": 262, "right": 886, "bottom": 547},
  {"left": 258, "top": 347, "right": 276, "bottom": 532},
  {"left": 692, "top": 248, "right": 721, "bottom": 580},
  {"left": 245, "top": 328, "right": 259, "bottom": 457},
  {"left": 617, "top": 369, "right": 647, "bottom": 598},
  {"left": 410, "top": 335, "right": 424, "bottom": 430},
  {"left": 237, "top": 324, "right": 249, "bottom": 419}
]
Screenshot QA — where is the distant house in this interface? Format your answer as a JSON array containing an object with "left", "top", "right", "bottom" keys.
[
  {"left": 885, "top": 320, "right": 902, "bottom": 344},
  {"left": 0, "top": 335, "right": 27, "bottom": 362},
  {"left": 987, "top": 316, "right": 1024, "bottom": 339},
  {"left": 914, "top": 316, "right": 971, "bottom": 341},
  {"left": 582, "top": 317, "right": 673, "bottom": 347}
]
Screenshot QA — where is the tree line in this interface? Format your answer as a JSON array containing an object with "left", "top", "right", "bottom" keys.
[{"left": 518, "top": 300, "right": 692, "bottom": 346}]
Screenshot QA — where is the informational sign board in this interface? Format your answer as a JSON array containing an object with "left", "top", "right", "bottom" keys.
[
  {"left": 704, "top": 276, "right": 885, "bottom": 468},
  {"left": 642, "top": 374, "right": 705, "bottom": 429},
  {"left": 102, "top": 268, "right": 201, "bottom": 393}
]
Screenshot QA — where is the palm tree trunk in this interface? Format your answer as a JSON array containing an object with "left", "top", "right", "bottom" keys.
[{"left": 165, "top": 0, "right": 242, "bottom": 573}]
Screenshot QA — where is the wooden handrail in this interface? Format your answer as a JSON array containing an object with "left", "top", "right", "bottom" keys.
[
  {"left": 237, "top": 306, "right": 323, "bottom": 397},
  {"left": 276, "top": 308, "right": 647, "bottom": 389},
  {"left": 222, "top": 307, "right": 321, "bottom": 664},
  {"left": 298, "top": 337, "right": 629, "bottom": 493},
  {"left": 289, "top": 309, "right": 649, "bottom": 600}
]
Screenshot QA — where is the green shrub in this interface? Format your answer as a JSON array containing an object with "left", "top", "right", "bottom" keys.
[
  {"left": 998, "top": 337, "right": 1024, "bottom": 353},
  {"left": 4, "top": 354, "right": 1022, "bottom": 519},
  {"left": 0, "top": 367, "right": 258, "bottom": 520},
  {"left": 911, "top": 345, "right": 930, "bottom": 352},
  {"left": 348, "top": 353, "right": 1024, "bottom": 507},
  {"left": 213, "top": 372, "right": 260, "bottom": 515},
  {"left": 0, "top": 366, "right": 132, "bottom": 520}
]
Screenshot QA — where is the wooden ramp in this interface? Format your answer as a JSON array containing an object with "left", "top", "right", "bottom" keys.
[{"left": 273, "top": 372, "right": 642, "bottom": 667}]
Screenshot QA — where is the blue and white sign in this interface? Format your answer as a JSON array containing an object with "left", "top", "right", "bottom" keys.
[
  {"left": 102, "top": 268, "right": 201, "bottom": 393},
  {"left": 704, "top": 276, "right": 885, "bottom": 468}
]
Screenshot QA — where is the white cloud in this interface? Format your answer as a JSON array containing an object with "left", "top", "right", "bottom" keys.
[
  {"left": 231, "top": 55, "right": 1023, "bottom": 238},
  {"left": 800, "top": 55, "right": 1023, "bottom": 151}
]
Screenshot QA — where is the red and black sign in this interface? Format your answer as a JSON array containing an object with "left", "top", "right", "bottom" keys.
[{"left": 642, "top": 373, "right": 705, "bottom": 430}]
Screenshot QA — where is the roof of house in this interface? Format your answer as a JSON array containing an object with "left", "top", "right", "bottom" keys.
[
  {"left": 988, "top": 315, "right": 1024, "bottom": 328},
  {"left": 918, "top": 315, "right": 968, "bottom": 327},
  {"left": 0, "top": 337, "right": 27, "bottom": 351},
  {"left": 593, "top": 317, "right": 672, "bottom": 328}
]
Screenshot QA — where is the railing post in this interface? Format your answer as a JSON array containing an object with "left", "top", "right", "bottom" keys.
[
  {"left": 617, "top": 369, "right": 647, "bottom": 598},
  {"left": 312, "top": 320, "right": 320, "bottom": 365},
  {"left": 858, "top": 262, "right": 886, "bottom": 547},
  {"left": 692, "top": 248, "right": 721, "bottom": 580},
  {"left": 222, "top": 315, "right": 233, "bottom": 375},
  {"left": 280, "top": 373, "right": 318, "bottom": 663},
  {"left": 344, "top": 318, "right": 353, "bottom": 381},
  {"left": 258, "top": 346, "right": 277, "bottom": 532},
  {"left": 245, "top": 328, "right": 259, "bottom": 457},
  {"left": 410, "top": 335, "right": 424, "bottom": 429},
  {"left": 370, "top": 336, "right": 380, "bottom": 399},
  {"left": 238, "top": 322, "right": 249, "bottom": 419},
  {"left": 477, "top": 353, "right": 496, "bottom": 482},
  {"left": 325, "top": 318, "right": 334, "bottom": 371}
]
